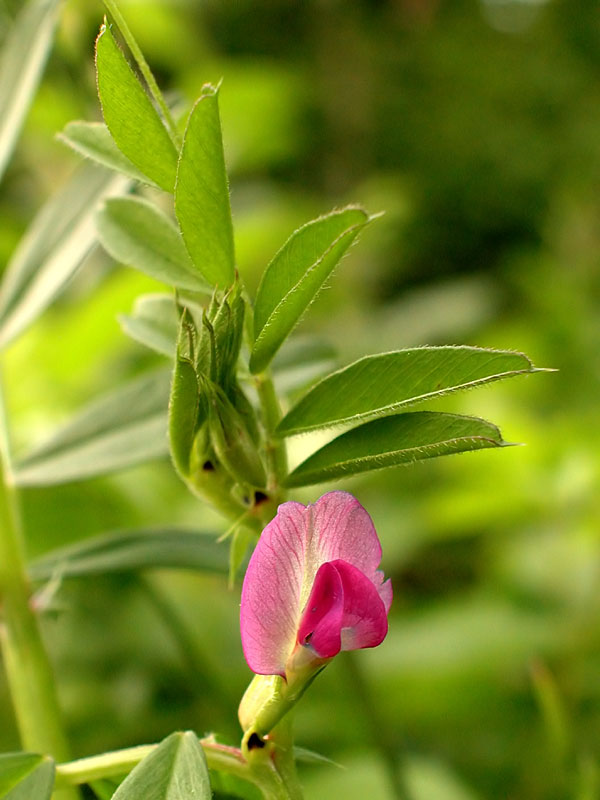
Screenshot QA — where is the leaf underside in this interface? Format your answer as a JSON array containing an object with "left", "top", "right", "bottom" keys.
[
  {"left": 13, "top": 369, "right": 171, "bottom": 486},
  {"left": 285, "top": 411, "right": 506, "bottom": 487},
  {"left": 28, "top": 528, "right": 228, "bottom": 581},
  {"left": 0, "top": 0, "right": 61, "bottom": 181}
]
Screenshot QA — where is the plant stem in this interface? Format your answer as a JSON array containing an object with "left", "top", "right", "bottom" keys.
[
  {"left": 55, "top": 739, "right": 291, "bottom": 798},
  {"left": 102, "top": 0, "right": 181, "bottom": 148},
  {"left": 0, "top": 375, "right": 76, "bottom": 799},
  {"left": 254, "top": 372, "right": 288, "bottom": 494}
]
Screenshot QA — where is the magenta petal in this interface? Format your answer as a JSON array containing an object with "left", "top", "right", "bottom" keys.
[
  {"left": 240, "top": 491, "right": 391, "bottom": 676},
  {"left": 240, "top": 501, "right": 307, "bottom": 676},
  {"left": 297, "top": 559, "right": 388, "bottom": 659},
  {"left": 297, "top": 562, "right": 344, "bottom": 658}
]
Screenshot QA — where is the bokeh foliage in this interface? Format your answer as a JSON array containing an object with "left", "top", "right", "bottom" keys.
[{"left": 1, "top": 1, "right": 599, "bottom": 798}]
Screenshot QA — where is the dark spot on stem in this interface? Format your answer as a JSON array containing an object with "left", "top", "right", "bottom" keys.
[
  {"left": 202, "top": 460, "right": 215, "bottom": 471},
  {"left": 247, "top": 732, "right": 266, "bottom": 750}
]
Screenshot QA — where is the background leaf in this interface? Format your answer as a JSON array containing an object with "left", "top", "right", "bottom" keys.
[
  {"left": 0, "top": 164, "right": 128, "bottom": 350},
  {"left": 111, "top": 731, "right": 211, "bottom": 800},
  {"left": 285, "top": 411, "right": 506, "bottom": 486},
  {"left": 175, "top": 87, "right": 235, "bottom": 288},
  {"left": 118, "top": 294, "right": 178, "bottom": 357},
  {"left": 13, "top": 369, "right": 171, "bottom": 486},
  {"left": 95, "top": 22, "right": 178, "bottom": 192},
  {"left": 96, "top": 196, "right": 210, "bottom": 291},
  {"left": 57, "top": 121, "right": 154, "bottom": 185},
  {"left": 0, "top": 753, "right": 54, "bottom": 800},
  {"left": 272, "top": 335, "right": 338, "bottom": 397},
  {"left": 278, "top": 346, "right": 538, "bottom": 435},
  {"left": 249, "top": 207, "right": 370, "bottom": 374},
  {"left": 28, "top": 528, "right": 228, "bottom": 581},
  {"left": 0, "top": 0, "right": 61, "bottom": 181}
]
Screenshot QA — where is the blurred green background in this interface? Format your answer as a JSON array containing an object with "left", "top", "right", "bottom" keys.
[{"left": 1, "top": 0, "right": 600, "bottom": 798}]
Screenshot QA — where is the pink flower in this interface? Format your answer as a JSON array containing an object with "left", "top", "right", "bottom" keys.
[{"left": 240, "top": 491, "right": 392, "bottom": 678}]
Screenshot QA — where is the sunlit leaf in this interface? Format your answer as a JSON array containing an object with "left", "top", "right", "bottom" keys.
[
  {"left": 28, "top": 528, "right": 228, "bottom": 581},
  {"left": 111, "top": 732, "right": 211, "bottom": 800},
  {"left": 278, "top": 346, "right": 538, "bottom": 436},
  {"left": 175, "top": 86, "right": 235, "bottom": 288},
  {"left": 0, "top": 165, "right": 128, "bottom": 350},
  {"left": 285, "top": 412, "right": 507, "bottom": 487},
  {"left": 0, "top": 752, "right": 54, "bottom": 800},
  {"left": 0, "top": 0, "right": 61, "bottom": 181},
  {"left": 119, "top": 294, "right": 178, "bottom": 357},
  {"left": 96, "top": 196, "right": 209, "bottom": 291},
  {"left": 95, "top": 22, "right": 178, "bottom": 192},
  {"left": 13, "top": 369, "right": 171, "bottom": 486},
  {"left": 58, "top": 121, "right": 154, "bottom": 185},
  {"left": 250, "top": 207, "right": 370, "bottom": 374}
]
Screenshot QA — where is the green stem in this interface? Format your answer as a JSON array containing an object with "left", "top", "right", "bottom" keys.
[
  {"left": 344, "top": 652, "right": 412, "bottom": 800},
  {"left": 0, "top": 376, "right": 77, "bottom": 799},
  {"left": 254, "top": 372, "right": 288, "bottom": 494},
  {"left": 55, "top": 739, "right": 292, "bottom": 798},
  {"left": 102, "top": 0, "right": 181, "bottom": 148}
]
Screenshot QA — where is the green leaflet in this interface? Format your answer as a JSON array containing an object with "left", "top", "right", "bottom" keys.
[
  {"left": 13, "top": 369, "right": 171, "bottom": 486},
  {"left": 95, "top": 22, "right": 178, "bottom": 192},
  {"left": 96, "top": 196, "right": 210, "bottom": 291},
  {"left": 119, "top": 294, "right": 179, "bottom": 357},
  {"left": 285, "top": 411, "right": 507, "bottom": 487},
  {"left": 175, "top": 86, "right": 236, "bottom": 288},
  {"left": 169, "top": 311, "right": 202, "bottom": 479},
  {"left": 250, "top": 206, "right": 370, "bottom": 374},
  {"left": 111, "top": 732, "right": 211, "bottom": 800},
  {"left": 0, "top": 0, "right": 61, "bottom": 181},
  {"left": 0, "top": 164, "right": 128, "bottom": 350},
  {"left": 278, "top": 346, "right": 539, "bottom": 436},
  {"left": 28, "top": 528, "right": 228, "bottom": 581},
  {"left": 58, "top": 121, "right": 154, "bottom": 185},
  {"left": 0, "top": 753, "right": 54, "bottom": 800}
]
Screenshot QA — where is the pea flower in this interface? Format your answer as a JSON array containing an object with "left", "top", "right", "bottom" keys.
[{"left": 240, "top": 491, "right": 392, "bottom": 679}]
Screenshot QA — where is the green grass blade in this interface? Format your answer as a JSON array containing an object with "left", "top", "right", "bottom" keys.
[
  {"left": 0, "top": 164, "right": 128, "bottom": 350},
  {"left": 0, "top": 0, "right": 61, "bottom": 181},
  {"left": 13, "top": 369, "right": 171, "bottom": 486},
  {"left": 278, "top": 346, "right": 538, "bottom": 436},
  {"left": 96, "top": 196, "right": 210, "bottom": 291},
  {"left": 95, "top": 21, "right": 178, "bottom": 192},
  {"left": 28, "top": 528, "right": 228, "bottom": 581},
  {"left": 285, "top": 411, "right": 507, "bottom": 487},
  {"left": 175, "top": 85, "right": 236, "bottom": 288},
  {"left": 250, "top": 207, "right": 370, "bottom": 374}
]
